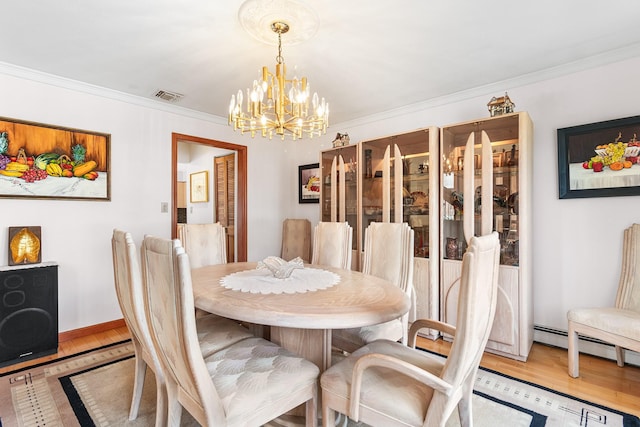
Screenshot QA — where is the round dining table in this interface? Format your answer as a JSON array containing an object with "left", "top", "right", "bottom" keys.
[{"left": 190, "top": 261, "right": 411, "bottom": 372}]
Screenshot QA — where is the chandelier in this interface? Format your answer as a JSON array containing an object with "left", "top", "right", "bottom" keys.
[{"left": 228, "top": 21, "right": 329, "bottom": 140}]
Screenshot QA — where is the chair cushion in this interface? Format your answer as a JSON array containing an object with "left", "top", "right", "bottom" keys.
[
  {"left": 333, "top": 319, "right": 402, "bottom": 350},
  {"left": 196, "top": 314, "right": 254, "bottom": 359},
  {"left": 568, "top": 307, "right": 640, "bottom": 341},
  {"left": 204, "top": 337, "right": 319, "bottom": 426},
  {"left": 322, "top": 340, "right": 440, "bottom": 426}
]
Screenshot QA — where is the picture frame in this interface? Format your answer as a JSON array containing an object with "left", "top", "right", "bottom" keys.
[
  {"left": 557, "top": 115, "right": 640, "bottom": 199},
  {"left": 492, "top": 152, "right": 503, "bottom": 168},
  {"left": 0, "top": 117, "right": 110, "bottom": 200},
  {"left": 455, "top": 154, "right": 480, "bottom": 171},
  {"left": 8, "top": 226, "right": 42, "bottom": 266},
  {"left": 190, "top": 170, "right": 209, "bottom": 203},
  {"left": 298, "top": 163, "right": 320, "bottom": 204}
]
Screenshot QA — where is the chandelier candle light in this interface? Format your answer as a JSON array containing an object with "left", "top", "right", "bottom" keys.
[{"left": 228, "top": 21, "right": 329, "bottom": 140}]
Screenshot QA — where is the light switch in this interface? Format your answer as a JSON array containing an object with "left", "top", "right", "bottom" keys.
[{"left": 161, "top": 202, "right": 168, "bottom": 213}]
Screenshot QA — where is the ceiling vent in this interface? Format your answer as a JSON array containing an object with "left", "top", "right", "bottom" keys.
[{"left": 153, "top": 89, "right": 184, "bottom": 103}]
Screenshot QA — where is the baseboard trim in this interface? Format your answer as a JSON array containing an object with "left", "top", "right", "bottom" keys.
[
  {"left": 59, "top": 319, "right": 126, "bottom": 343},
  {"left": 534, "top": 324, "right": 640, "bottom": 367}
]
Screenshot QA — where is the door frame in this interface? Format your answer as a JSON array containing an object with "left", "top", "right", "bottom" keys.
[{"left": 171, "top": 133, "right": 248, "bottom": 261}]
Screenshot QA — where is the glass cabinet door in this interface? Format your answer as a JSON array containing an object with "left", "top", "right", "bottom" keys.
[
  {"left": 441, "top": 113, "right": 523, "bottom": 265},
  {"left": 320, "top": 144, "right": 358, "bottom": 251},
  {"left": 360, "top": 128, "right": 438, "bottom": 259}
]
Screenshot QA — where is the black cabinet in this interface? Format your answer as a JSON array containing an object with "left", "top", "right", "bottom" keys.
[{"left": 0, "top": 262, "right": 58, "bottom": 367}]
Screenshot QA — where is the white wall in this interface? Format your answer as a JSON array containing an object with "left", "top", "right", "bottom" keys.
[
  {"left": 0, "top": 70, "right": 323, "bottom": 332},
  {"left": 1, "top": 55, "right": 640, "bottom": 337}
]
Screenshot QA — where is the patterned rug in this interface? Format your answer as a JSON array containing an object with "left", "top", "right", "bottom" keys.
[{"left": 0, "top": 340, "right": 638, "bottom": 426}]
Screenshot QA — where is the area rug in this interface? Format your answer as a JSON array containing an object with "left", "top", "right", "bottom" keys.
[{"left": 0, "top": 340, "right": 638, "bottom": 427}]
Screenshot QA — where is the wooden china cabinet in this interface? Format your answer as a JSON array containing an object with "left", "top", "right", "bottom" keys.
[
  {"left": 439, "top": 112, "right": 533, "bottom": 361},
  {"left": 319, "top": 112, "right": 533, "bottom": 357}
]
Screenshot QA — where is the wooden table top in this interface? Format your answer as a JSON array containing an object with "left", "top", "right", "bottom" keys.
[{"left": 191, "top": 262, "right": 411, "bottom": 330}]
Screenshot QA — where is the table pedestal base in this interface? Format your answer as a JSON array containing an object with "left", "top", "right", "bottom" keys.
[{"left": 271, "top": 326, "right": 332, "bottom": 371}]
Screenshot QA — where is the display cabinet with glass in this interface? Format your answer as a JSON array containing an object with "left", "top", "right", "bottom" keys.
[
  {"left": 359, "top": 127, "right": 440, "bottom": 339},
  {"left": 319, "top": 144, "right": 359, "bottom": 270},
  {"left": 440, "top": 112, "right": 533, "bottom": 361}
]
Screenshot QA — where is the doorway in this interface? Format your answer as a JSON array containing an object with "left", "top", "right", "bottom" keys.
[{"left": 171, "top": 133, "right": 248, "bottom": 262}]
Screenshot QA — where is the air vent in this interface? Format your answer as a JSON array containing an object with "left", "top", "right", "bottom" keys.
[{"left": 153, "top": 90, "right": 184, "bottom": 103}]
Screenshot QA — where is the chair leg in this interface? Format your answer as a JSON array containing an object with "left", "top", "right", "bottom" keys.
[
  {"left": 305, "top": 385, "right": 318, "bottom": 427},
  {"left": 615, "top": 345, "right": 626, "bottom": 367},
  {"left": 458, "top": 382, "right": 474, "bottom": 427},
  {"left": 321, "top": 400, "right": 334, "bottom": 427},
  {"left": 128, "top": 345, "right": 147, "bottom": 420},
  {"left": 165, "top": 378, "right": 183, "bottom": 427},
  {"left": 153, "top": 371, "right": 168, "bottom": 427},
  {"left": 567, "top": 322, "right": 580, "bottom": 378}
]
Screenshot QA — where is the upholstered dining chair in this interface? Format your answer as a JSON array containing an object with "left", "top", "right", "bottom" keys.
[
  {"left": 179, "top": 222, "right": 228, "bottom": 268},
  {"left": 140, "top": 235, "right": 320, "bottom": 427},
  {"left": 112, "top": 229, "right": 167, "bottom": 426},
  {"left": 311, "top": 221, "right": 353, "bottom": 270},
  {"left": 567, "top": 223, "right": 640, "bottom": 377},
  {"left": 320, "top": 232, "right": 501, "bottom": 427},
  {"left": 113, "top": 230, "right": 254, "bottom": 425},
  {"left": 281, "top": 218, "right": 312, "bottom": 262},
  {"left": 332, "top": 222, "right": 414, "bottom": 353}
]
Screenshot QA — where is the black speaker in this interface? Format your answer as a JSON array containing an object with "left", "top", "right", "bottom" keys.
[{"left": 0, "top": 264, "right": 58, "bottom": 367}]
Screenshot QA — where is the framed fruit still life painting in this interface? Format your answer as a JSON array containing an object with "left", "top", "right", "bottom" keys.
[
  {"left": 0, "top": 117, "right": 110, "bottom": 201},
  {"left": 298, "top": 163, "right": 320, "bottom": 204},
  {"left": 557, "top": 115, "right": 640, "bottom": 199}
]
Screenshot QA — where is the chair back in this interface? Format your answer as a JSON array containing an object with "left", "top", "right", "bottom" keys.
[
  {"left": 181, "top": 223, "right": 227, "bottom": 268},
  {"left": 311, "top": 221, "right": 353, "bottom": 270},
  {"left": 281, "top": 218, "right": 312, "bottom": 262},
  {"left": 111, "top": 230, "right": 160, "bottom": 369},
  {"left": 440, "top": 232, "right": 500, "bottom": 393},
  {"left": 616, "top": 223, "right": 640, "bottom": 312},
  {"left": 362, "top": 222, "right": 414, "bottom": 295},
  {"left": 140, "top": 235, "right": 225, "bottom": 426}
]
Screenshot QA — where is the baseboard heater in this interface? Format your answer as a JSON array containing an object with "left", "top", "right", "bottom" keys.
[{"left": 533, "top": 324, "right": 640, "bottom": 368}]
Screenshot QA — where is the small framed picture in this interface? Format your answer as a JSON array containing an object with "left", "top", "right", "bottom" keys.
[
  {"left": 493, "top": 152, "right": 503, "bottom": 168},
  {"left": 190, "top": 170, "right": 209, "bottom": 203},
  {"left": 298, "top": 163, "right": 320, "bottom": 204}
]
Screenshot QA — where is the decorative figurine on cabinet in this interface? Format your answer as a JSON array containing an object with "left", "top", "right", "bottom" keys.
[
  {"left": 487, "top": 92, "right": 515, "bottom": 117},
  {"left": 332, "top": 132, "right": 350, "bottom": 148}
]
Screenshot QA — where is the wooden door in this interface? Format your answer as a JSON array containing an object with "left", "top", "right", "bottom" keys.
[{"left": 214, "top": 153, "right": 235, "bottom": 262}]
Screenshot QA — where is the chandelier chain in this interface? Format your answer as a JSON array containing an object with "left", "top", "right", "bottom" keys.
[{"left": 277, "top": 31, "right": 284, "bottom": 64}]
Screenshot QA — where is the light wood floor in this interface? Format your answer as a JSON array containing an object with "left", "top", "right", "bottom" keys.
[{"left": 1, "top": 325, "right": 639, "bottom": 417}]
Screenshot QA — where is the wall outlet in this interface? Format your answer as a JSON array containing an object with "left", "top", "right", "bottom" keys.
[{"left": 160, "top": 202, "right": 168, "bottom": 213}]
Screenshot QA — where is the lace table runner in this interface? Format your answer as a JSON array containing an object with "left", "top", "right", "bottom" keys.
[{"left": 220, "top": 267, "right": 340, "bottom": 294}]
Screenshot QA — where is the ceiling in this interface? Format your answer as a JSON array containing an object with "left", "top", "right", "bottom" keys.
[{"left": 2, "top": 1, "right": 640, "bottom": 126}]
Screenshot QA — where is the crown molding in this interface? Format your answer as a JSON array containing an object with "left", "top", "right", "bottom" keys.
[
  {"left": 2, "top": 41, "right": 640, "bottom": 130},
  {"left": 336, "top": 43, "right": 640, "bottom": 129},
  {"left": 0, "top": 61, "right": 227, "bottom": 125}
]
